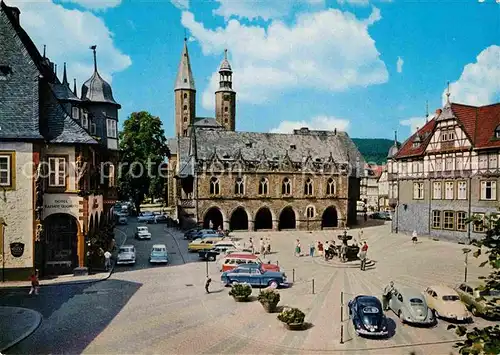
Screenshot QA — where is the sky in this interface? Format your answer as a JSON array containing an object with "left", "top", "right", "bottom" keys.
[{"left": 6, "top": 0, "right": 500, "bottom": 140}]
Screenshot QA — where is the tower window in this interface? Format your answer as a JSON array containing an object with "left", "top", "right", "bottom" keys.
[
  {"left": 210, "top": 176, "right": 220, "bottom": 195},
  {"left": 304, "top": 178, "right": 313, "bottom": 196},
  {"left": 234, "top": 178, "right": 244, "bottom": 195},
  {"left": 258, "top": 177, "right": 269, "bottom": 195},
  {"left": 183, "top": 129, "right": 188, "bottom": 136},
  {"left": 184, "top": 117, "right": 187, "bottom": 123},
  {"left": 224, "top": 106, "right": 228, "bottom": 112},
  {"left": 183, "top": 93, "right": 187, "bottom": 99},
  {"left": 306, "top": 206, "right": 315, "bottom": 219},
  {"left": 183, "top": 105, "right": 187, "bottom": 111},
  {"left": 282, "top": 177, "right": 291, "bottom": 195},
  {"left": 326, "top": 178, "right": 335, "bottom": 195},
  {"left": 225, "top": 119, "right": 228, "bottom": 124},
  {"left": 184, "top": 78, "right": 187, "bottom": 83}
]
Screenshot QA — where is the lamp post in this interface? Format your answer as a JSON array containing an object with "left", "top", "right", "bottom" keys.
[{"left": 462, "top": 248, "right": 471, "bottom": 283}]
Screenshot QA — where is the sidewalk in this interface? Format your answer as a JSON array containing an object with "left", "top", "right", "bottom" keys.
[
  {"left": 0, "top": 307, "right": 42, "bottom": 352},
  {"left": 0, "top": 226, "right": 128, "bottom": 289}
]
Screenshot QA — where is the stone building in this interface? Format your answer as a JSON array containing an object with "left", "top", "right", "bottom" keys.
[
  {"left": 388, "top": 90, "right": 500, "bottom": 242},
  {"left": 0, "top": 1, "right": 119, "bottom": 280},
  {"left": 167, "top": 40, "right": 365, "bottom": 231}
]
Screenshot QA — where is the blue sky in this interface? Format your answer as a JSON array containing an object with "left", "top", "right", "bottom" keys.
[{"left": 8, "top": 0, "right": 500, "bottom": 139}]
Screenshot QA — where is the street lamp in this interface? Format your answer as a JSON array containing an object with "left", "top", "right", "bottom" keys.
[{"left": 462, "top": 248, "right": 471, "bottom": 283}]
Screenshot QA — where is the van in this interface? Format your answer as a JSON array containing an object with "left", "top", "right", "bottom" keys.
[
  {"left": 187, "top": 237, "right": 223, "bottom": 252},
  {"left": 220, "top": 253, "right": 259, "bottom": 272}
]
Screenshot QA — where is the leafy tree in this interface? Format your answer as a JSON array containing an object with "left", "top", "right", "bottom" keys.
[
  {"left": 118, "top": 111, "right": 170, "bottom": 214},
  {"left": 352, "top": 138, "right": 397, "bottom": 165},
  {"left": 448, "top": 213, "right": 500, "bottom": 355}
]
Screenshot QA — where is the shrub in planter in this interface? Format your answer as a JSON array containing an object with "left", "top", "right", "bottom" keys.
[
  {"left": 257, "top": 289, "right": 280, "bottom": 312},
  {"left": 277, "top": 307, "right": 306, "bottom": 330},
  {"left": 229, "top": 283, "right": 252, "bottom": 301}
]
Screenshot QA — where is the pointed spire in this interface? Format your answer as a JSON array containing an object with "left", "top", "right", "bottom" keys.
[
  {"left": 54, "top": 63, "right": 58, "bottom": 78},
  {"left": 445, "top": 81, "right": 451, "bottom": 105},
  {"left": 42, "top": 45, "right": 46, "bottom": 58},
  {"left": 62, "top": 62, "right": 68, "bottom": 85},
  {"left": 73, "top": 78, "right": 78, "bottom": 96},
  {"left": 219, "top": 49, "right": 232, "bottom": 73},
  {"left": 90, "top": 45, "right": 98, "bottom": 72},
  {"left": 394, "top": 130, "right": 398, "bottom": 145},
  {"left": 224, "top": 48, "right": 228, "bottom": 60},
  {"left": 174, "top": 39, "right": 196, "bottom": 91}
]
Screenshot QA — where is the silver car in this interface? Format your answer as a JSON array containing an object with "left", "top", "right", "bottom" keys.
[
  {"left": 116, "top": 245, "right": 136, "bottom": 265},
  {"left": 388, "top": 287, "right": 435, "bottom": 325}
]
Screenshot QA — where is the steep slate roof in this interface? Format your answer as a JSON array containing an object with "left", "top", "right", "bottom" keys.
[
  {"left": 193, "top": 117, "right": 221, "bottom": 128},
  {"left": 175, "top": 127, "right": 366, "bottom": 178},
  {"left": 50, "top": 82, "right": 80, "bottom": 102},
  {"left": 174, "top": 40, "right": 196, "bottom": 91},
  {"left": 395, "top": 102, "right": 500, "bottom": 159},
  {"left": 81, "top": 70, "right": 120, "bottom": 107},
  {"left": 0, "top": 1, "right": 96, "bottom": 144}
]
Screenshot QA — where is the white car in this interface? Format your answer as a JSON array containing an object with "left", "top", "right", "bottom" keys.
[
  {"left": 116, "top": 245, "right": 136, "bottom": 265},
  {"left": 136, "top": 230, "right": 152, "bottom": 240}
]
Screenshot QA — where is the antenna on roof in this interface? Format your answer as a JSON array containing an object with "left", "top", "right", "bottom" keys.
[
  {"left": 446, "top": 81, "right": 451, "bottom": 104},
  {"left": 42, "top": 44, "right": 46, "bottom": 58},
  {"left": 73, "top": 78, "right": 78, "bottom": 96},
  {"left": 394, "top": 130, "right": 398, "bottom": 144},
  {"left": 224, "top": 48, "right": 228, "bottom": 60}
]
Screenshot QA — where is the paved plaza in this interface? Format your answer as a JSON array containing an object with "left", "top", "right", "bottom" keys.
[{"left": 2, "top": 221, "right": 497, "bottom": 354}]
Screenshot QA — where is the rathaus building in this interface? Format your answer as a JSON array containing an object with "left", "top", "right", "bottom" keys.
[{"left": 166, "top": 40, "right": 366, "bottom": 232}]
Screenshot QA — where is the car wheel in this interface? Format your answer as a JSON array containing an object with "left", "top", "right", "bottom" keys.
[
  {"left": 208, "top": 255, "right": 216, "bottom": 262},
  {"left": 268, "top": 280, "right": 278, "bottom": 289},
  {"left": 434, "top": 309, "right": 440, "bottom": 319},
  {"left": 471, "top": 306, "right": 479, "bottom": 317}
]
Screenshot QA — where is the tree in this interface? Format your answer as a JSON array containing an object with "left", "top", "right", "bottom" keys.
[
  {"left": 119, "top": 111, "right": 170, "bottom": 214},
  {"left": 448, "top": 213, "right": 500, "bottom": 355}
]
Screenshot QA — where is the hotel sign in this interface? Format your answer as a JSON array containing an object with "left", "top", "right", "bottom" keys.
[{"left": 43, "top": 194, "right": 80, "bottom": 218}]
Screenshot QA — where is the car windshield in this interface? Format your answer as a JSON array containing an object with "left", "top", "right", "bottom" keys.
[
  {"left": 120, "top": 248, "right": 132, "bottom": 253},
  {"left": 153, "top": 248, "right": 165, "bottom": 252},
  {"left": 360, "top": 305, "right": 380, "bottom": 325},
  {"left": 138, "top": 227, "right": 147, "bottom": 231},
  {"left": 442, "top": 295, "right": 460, "bottom": 301},
  {"left": 409, "top": 298, "right": 423, "bottom": 304}
]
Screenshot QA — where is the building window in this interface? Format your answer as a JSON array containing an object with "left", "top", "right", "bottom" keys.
[
  {"left": 48, "top": 157, "right": 66, "bottom": 187},
  {"left": 473, "top": 213, "right": 485, "bottom": 233},
  {"left": 183, "top": 129, "right": 188, "bottom": 136},
  {"left": 445, "top": 157, "right": 453, "bottom": 171},
  {"left": 496, "top": 126, "right": 500, "bottom": 139},
  {"left": 106, "top": 119, "right": 117, "bottom": 138},
  {"left": 0, "top": 153, "right": 14, "bottom": 188},
  {"left": 479, "top": 155, "right": 488, "bottom": 170},
  {"left": 234, "top": 177, "right": 244, "bottom": 195},
  {"left": 224, "top": 106, "right": 228, "bottom": 112},
  {"left": 72, "top": 106, "right": 79, "bottom": 119},
  {"left": 81, "top": 112, "right": 88, "bottom": 129},
  {"left": 326, "top": 178, "right": 335, "bottom": 195},
  {"left": 183, "top": 105, "right": 188, "bottom": 111},
  {"left": 90, "top": 123, "right": 96, "bottom": 135},
  {"left": 441, "top": 129, "right": 455, "bottom": 141},
  {"left": 432, "top": 182, "right": 442, "bottom": 200},
  {"left": 306, "top": 206, "right": 315, "bottom": 219},
  {"left": 445, "top": 181, "right": 454, "bottom": 200},
  {"left": 456, "top": 211, "right": 467, "bottom": 231},
  {"left": 183, "top": 117, "right": 187, "bottom": 123},
  {"left": 457, "top": 181, "right": 467, "bottom": 200},
  {"left": 480, "top": 181, "right": 497, "bottom": 200},
  {"left": 258, "top": 177, "right": 268, "bottom": 195},
  {"left": 209, "top": 176, "right": 220, "bottom": 195},
  {"left": 490, "top": 213, "right": 499, "bottom": 229},
  {"left": 489, "top": 155, "right": 498, "bottom": 170},
  {"left": 282, "top": 177, "right": 291, "bottom": 195},
  {"left": 0, "top": 65, "right": 13, "bottom": 80},
  {"left": 432, "top": 210, "right": 441, "bottom": 229},
  {"left": 304, "top": 178, "right": 313, "bottom": 196},
  {"left": 183, "top": 93, "right": 187, "bottom": 99},
  {"left": 443, "top": 211, "right": 454, "bottom": 230},
  {"left": 108, "top": 164, "right": 115, "bottom": 187},
  {"left": 413, "top": 182, "right": 424, "bottom": 200},
  {"left": 456, "top": 156, "right": 463, "bottom": 171}
]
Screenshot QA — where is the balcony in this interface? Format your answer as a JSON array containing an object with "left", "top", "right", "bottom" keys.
[{"left": 178, "top": 199, "right": 195, "bottom": 208}]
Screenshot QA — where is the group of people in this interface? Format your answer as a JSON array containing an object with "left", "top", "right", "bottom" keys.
[{"left": 245, "top": 237, "right": 272, "bottom": 256}]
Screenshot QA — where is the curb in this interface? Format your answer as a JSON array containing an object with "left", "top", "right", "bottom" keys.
[
  {"left": 0, "top": 307, "right": 42, "bottom": 352},
  {"left": 0, "top": 227, "right": 129, "bottom": 290}
]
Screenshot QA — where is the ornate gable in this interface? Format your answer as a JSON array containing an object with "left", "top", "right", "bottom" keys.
[
  {"left": 231, "top": 148, "right": 246, "bottom": 172},
  {"left": 323, "top": 152, "right": 337, "bottom": 174},
  {"left": 301, "top": 152, "right": 315, "bottom": 172},
  {"left": 280, "top": 150, "right": 294, "bottom": 171},
  {"left": 207, "top": 148, "right": 224, "bottom": 172},
  {"left": 256, "top": 149, "right": 270, "bottom": 171}
]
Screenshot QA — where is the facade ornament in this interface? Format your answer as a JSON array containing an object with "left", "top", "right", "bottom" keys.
[
  {"left": 35, "top": 223, "right": 44, "bottom": 242},
  {"left": 34, "top": 163, "right": 44, "bottom": 221},
  {"left": 76, "top": 153, "right": 87, "bottom": 190}
]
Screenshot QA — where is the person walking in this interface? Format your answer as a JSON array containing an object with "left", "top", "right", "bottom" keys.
[
  {"left": 382, "top": 281, "right": 395, "bottom": 311},
  {"left": 266, "top": 238, "right": 271, "bottom": 254},
  {"left": 205, "top": 276, "right": 212, "bottom": 294},
  {"left": 309, "top": 242, "right": 315, "bottom": 257},
  {"left": 360, "top": 242, "right": 368, "bottom": 271},
  {"left": 317, "top": 241, "right": 323, "bottom": 257},
  {"left": 294, "top": 239, "right": 301, "bottom": 257},
  {"left": 260, "top": 238, "right": 265, "bottom": 255},
  {"left": 104, "top": 250, "right": 112, "bottom": 271},
  {"left": 29, "top": 270, "right": 40, "bottom": 295}
]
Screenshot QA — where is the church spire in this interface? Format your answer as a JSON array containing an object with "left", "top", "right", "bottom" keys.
[
  {"left": 174, "top": 38, "right": 196, "bottom": 91},
  {"left": 73, "top": 78, "right": 78, "bottom": 96},
  {"left": 62, "top": 62, "right": 68, "bottom": 85}
]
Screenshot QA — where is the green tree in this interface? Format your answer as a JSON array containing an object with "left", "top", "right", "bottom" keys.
[
  {"left": 118, "top": 111, "right": 170, "bottom": 214},
  {"left": 448, "top": 213, "right": 500, "bottom": 355}
]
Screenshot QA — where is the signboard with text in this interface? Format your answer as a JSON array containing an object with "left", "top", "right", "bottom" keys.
[{"left": 43, "top": 194, "right": 81, "bottom": 219}]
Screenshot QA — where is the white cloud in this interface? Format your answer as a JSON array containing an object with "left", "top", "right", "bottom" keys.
[
  {"left": 182, "top": 8, "right": 389, "bottom": 110},
  {"left": 9, "top": 0, "right": 131, "bottom": 86},
  {"left": 269, "top": 116, "right": 350, "bottom": 133},
  {"left": 60, "top": 0, "right": 121, "bottom": 10},
  {"left": 213, "top": 0, "right": 325, "bottom": 21},
  {"left": 443, "top": 45, "right": 500, "bottom": 106},
  {"left": 396, "top": 56, "right": 404, "bottom": 73},
  {"left": 400, "top": 117, "right": 427, "bottom": 133},
  {"left": 337, "top": 0, "right": 393, "bottom": 6},
  {"left": 170, "top": 0, "right": 189, "bottom": 10}
]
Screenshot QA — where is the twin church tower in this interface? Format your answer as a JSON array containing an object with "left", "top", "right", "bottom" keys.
[{"left": 174, "top": 39, "right": 236, "bottom": 136}]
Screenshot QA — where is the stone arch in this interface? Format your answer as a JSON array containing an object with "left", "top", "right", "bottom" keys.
[
  {"left": 254, "top": 206, "right": 273, "bottom": 231},
  {"left": 203, "top": 206, "right": 224, "bottom": 230},
  {"left": 44, "top": 213, "right": 80, "bottom": 271},
  {"left": 279, "top": 205, "right": 296, "bottom": 230},
  {"left": 322, "top": 206, "right": 339, "bottom": 229},
  {"left": 229, "top": 206, "right": 250, "bottom": 231}
]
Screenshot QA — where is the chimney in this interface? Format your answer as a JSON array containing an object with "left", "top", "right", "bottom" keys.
[{"left": 8, "top": 6, "right": 21, "bottom": 26}]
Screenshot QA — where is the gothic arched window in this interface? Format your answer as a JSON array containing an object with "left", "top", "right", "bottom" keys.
[
  {"left": 282, "top": 177, "right": 291, "bottom": 195},
  {"left": 326, "top": 178, "right": 335, "bottom": 195},
  {"left": 234, "top": 177, "right": 244, "bottom": 195},
  {"left": 259, "top": 177, "right": 268, "bottom": 195},
  {"left": 210, "top": 176, "right": 220, "bottom": 195},
  {"left": 183, "top": 93, "right": 187, "bottom": 99},
  {"left": 304, "top": 178, "right": 313, "bottom": 196},
  {"left": 306, "top": 206, "right": 315, "bottom": 218},
  {"left": 183, "top": 105, "right": 188, "bottom": 111}
]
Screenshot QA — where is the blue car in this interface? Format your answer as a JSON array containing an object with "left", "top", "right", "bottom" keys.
[
  {"left": 149, "top": 244, "right": 168, "bottom": 264},
  {"left": 221, "top": 263, "right": 287, "bottom": 289},
  {"left": 348, "top": 295, "right": 389, "bottom": 337}
]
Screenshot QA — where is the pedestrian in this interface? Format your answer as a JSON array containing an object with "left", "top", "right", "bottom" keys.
[
  {"left": 205, "top": 276, "right": 212, "bottom": 294},
  {"left": 209, "top": 220, "right": 213, "bottom": 229},
  {"left": 340, "top": 243, "right": 347, "bottom": 262},
  {"left": 324, "top": 241, "right": 329, "bottom": 260},
  {"left": 104, "top": 250, "right": 112, "bottom": 271},
  {"left": 110, "top": 238, "right": 116, "bottom": 252},
  {"left": 29, "top": 270, "right": 40, "bottom": 295},
  {"left": 317, "top": 241, "right": 323, "bottom": 257},
  {"left": 360, "top": 241, "right": 368, "bottom": 271},
  {"left": 309, "top": 242, "right": 315, "bottom": 257},
  {"left": 382, "top": 281, "right": 395, "bottom": 311},
  {"left": 295, "top": 239, "right": 301, "bottom": 257},
  {"left": 412, "top": 230, "right": 418, "bottom": 244},
  {"left": 260, "top": 238, "right": 265, "bottom": 255},
  {"left": 266, "top": 238, "right": 271, "bottom": 254}
]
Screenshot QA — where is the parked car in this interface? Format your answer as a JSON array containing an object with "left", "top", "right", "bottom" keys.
[
  {"left": 198, "top": 241, "right": 238, "bottom": 261},
  {"left": 117, "top": 216, "right": 128, "bottom": 225},
  {"left": 194, "top": 229, "right": 222, "bottom": 239},
  {"left": 183, "top": 227, "right": 203, "bottom": 240},
  {"left": 149, "top": 244, "right": 168, "bottom": 264},
  {"left": 424, "top": 285, "right": 472, "bottom": 322},
  {"left": 221, "top": 263, "right": 287, "bottom": 288},
  {"left": 348, "top": 295, "right": 389, "bottom": 337},
  {"left": 137, "top": 212, "right": 155, "bottom": 223},
  {"left": 370, "top": 212, "right": 392, "bottom": 220},
  {"left": 219, "top": 253, "right": 281, "bottom": 272},
  {"left": 154, "top": 214, "right": 170, "bottom": 224},
  {"left": 188, "top": 237, "right": 223, "bottom": 252},
  {"left": 116, "top": 245, "right": 136, "bottom": 265},
  {"left": 455, "top": 282, "right": 500, "bottom": 319},
  {"left": 387, "top": 287, "right": 435, "bottom": 325}
]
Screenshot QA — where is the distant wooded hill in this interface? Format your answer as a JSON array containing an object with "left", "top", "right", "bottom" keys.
[{"left": 352, "top": 138, "right": 397, "bottom": 165}]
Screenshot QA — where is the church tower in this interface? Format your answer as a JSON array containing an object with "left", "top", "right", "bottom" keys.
[
  {"left": 174, "top": 38, "right": 196, "bottom": 137},
  {"left": 215, "top": 49, "right": 236, "bottom": 131}
]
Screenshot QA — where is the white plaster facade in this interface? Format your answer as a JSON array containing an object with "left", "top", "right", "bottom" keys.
[
  {"left": 0, "top": 142, "right": 34, "bottom": 270},
  {"left": 42, "top": 145, "right": 77, "bottom": 191},
  {"left": 43, "top": 193, "right": 83, "bottom": 231}
]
